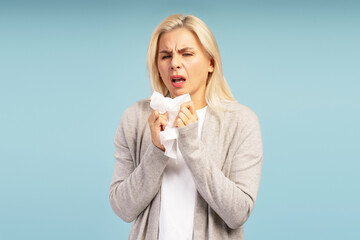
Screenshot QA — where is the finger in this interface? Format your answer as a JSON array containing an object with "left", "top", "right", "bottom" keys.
[
  {"left": 149, "top": 110, "right": 161, "bottom": 128},
  {"left": 178, "top": 111, "right": 189, "bottom": 125},
  {"left": 180, "top": 104, "right": 198, "bottom": 122},
  {"left": 176, "top": 118, "right": 185, "bottom": 128},
  {"left": 149, "top": 110, "right": 160, "bottom": 123},
  {"left": 188, "top": 101, "right": 198, "bottom": 120},
  {"left": 155, "top": 114, "right": 168, "bottom": 126},
  {"left": 154, "top": 110, "right": 159, "bottom": 120},
  {"left": 181, "top": 101, "right": 196, "bottom": 115},
  {"left": 180, "top": 106, "right": 194, "bottom": 121},
  {"left": 188, "top": 101, "right": 196, "bottom": 116},
  {"left": 157, "top": 116, "right": 168, "bottom": 131},
  {"left": 159, "top": 113, "right": 168, "bottom": 121}
]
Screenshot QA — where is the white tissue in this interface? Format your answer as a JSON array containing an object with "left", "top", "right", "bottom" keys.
[{"left": 150, "top": 91, "right": 191, "bottom": 159}]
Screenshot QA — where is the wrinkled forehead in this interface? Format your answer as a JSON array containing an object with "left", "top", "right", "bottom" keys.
[{"left": 157, "top": 28, "right": 202, "bottom": 52}]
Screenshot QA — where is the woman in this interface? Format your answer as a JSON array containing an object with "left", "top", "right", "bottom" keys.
[{"left": 109, "top": 14, "right": 263, "bottom": 240}]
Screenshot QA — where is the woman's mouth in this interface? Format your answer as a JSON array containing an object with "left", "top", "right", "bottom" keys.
[{"left": 171, "top": 75, "right": 186, "bottom": 88}]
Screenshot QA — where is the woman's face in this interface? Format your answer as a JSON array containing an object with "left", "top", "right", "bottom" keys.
[{"left": 157, "top": 28, "right": 214, "bottom": 103}]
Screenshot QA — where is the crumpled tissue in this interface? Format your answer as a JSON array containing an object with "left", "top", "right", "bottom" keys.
[{"left": 150, "top": 91, "right": 191, "bottom": 159}]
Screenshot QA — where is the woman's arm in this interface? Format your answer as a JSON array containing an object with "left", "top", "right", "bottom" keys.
[
  {"left": 109, "top": 105, "right": 169, "bottom": 222},
  {"left": 178, "top": 107, "right": 263, "bottom": 229}
]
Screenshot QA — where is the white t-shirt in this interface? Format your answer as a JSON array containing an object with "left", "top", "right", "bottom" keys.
[{"left": 158, "top": 106, "right": 207, "bottom": 240}]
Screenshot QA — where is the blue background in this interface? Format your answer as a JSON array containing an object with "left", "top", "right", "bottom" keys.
[{"left": 1, "top": 0, "right": 359, "bottom": 239}]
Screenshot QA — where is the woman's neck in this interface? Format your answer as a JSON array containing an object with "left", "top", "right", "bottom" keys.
[
  {"left": 169, "top": 91, "right": 207, "bottom": 110},
  {"left": 190, "top": 92, "right": 207, "bottom": 110}
]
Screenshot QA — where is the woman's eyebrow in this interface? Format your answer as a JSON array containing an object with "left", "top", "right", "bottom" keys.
[
  {"left": 178, "top": 47, "right": 194, "bottom": 53},
  {"left": 159, "top": 47, "right": 194, "bottom": 54},
  {"left": 159, "top": 50, "right": 172, "bottom": 54}
]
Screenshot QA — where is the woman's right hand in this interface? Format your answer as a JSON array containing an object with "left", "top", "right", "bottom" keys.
[{"left": 148, "top": 110, "right": 168, "bottom": 151}]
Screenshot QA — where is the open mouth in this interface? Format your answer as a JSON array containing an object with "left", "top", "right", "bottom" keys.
[
  {"left": 171, "top": 75, "right": 186, "bottom": 87},
  {"left": 172, "top": 77, "right": 186, "bottom": 83}
]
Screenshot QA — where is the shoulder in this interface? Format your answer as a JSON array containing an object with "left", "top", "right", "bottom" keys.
[
  {"left": 221, "top": 100, "right": 260, "bottom": 123},
  {"left": 115, "top": 99, "right": 151, "bottom": 142},
  {"left": 118, "top": 98, "right": 151, "bottom": 130},
  {"left": 124, "top": 98, "right": 150, "bottom": 114},
  {"left": 121, "top": 99, "right": 150, "bottom": 119},
  {"left": 217, "top": 101, "right": 263, "bottom": 152},
  {"left": 217, "top": 100, "right": 262, "bottom": 138}
]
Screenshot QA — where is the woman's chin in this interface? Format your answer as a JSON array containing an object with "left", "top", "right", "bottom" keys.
[{"left": 169, "top": 89, "right": 189, "bottom": 98}]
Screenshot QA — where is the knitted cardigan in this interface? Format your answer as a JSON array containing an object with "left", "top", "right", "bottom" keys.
[{"left": 109, "top": 99, "right": 263, "bottom": 239}]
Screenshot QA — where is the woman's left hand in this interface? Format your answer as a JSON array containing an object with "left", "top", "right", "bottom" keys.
[{"left": 174, "top": 101, "right": 198, "bottom": 128}]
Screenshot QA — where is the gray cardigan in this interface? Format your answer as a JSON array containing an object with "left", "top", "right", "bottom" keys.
[{"left": 109, "top": 99, "right": 263, "bottom": 240}]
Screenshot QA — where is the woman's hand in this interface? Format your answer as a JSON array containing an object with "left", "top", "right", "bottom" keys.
[
  {"left": 148, "top": 110, "right": 168, "bottom": 151},
  {"left": 174, "top": 101, "right": 198, "bottom": 128}
]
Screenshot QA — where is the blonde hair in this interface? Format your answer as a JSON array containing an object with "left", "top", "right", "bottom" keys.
[{"left": 147, "top": 14, "right": 236, "bottom": 115}]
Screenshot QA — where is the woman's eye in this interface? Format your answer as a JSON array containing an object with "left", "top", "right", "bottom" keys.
[
  {"left": 162, "top": 55, "right": 171, "bottom": 59},
  {"left": 183, "top": 53, "right": 193, "bottom": 56}
]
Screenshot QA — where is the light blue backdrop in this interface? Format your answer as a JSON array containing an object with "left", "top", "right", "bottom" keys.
[{"left": 1, "top": 0, "right": 359, "bottom": 239}]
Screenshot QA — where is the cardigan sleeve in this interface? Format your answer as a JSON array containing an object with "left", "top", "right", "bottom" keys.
[
  {"left": 109, "top": 104, "right": 169, "bottom": 222},
  {"left": 177, "top": 107, "right": 263, "bottom": 229}
]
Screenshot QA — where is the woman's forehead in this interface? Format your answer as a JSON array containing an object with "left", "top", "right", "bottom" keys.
[{"left": 158, "top": 28, "right": 201, "bottom": 51}]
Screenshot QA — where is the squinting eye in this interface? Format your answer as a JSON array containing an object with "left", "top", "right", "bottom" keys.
[
  {"left": 162, "top": 55, "right": 171, "bottom": 59},
  {"left": 183, "top": 53, "right": 193, "bottom": 56}
]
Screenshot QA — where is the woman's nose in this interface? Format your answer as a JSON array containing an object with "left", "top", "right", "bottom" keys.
[{"left": 170, "top": 55, "right": 181, "bottom": 70}]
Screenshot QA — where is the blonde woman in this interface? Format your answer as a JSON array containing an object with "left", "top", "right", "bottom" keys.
[{"left": 109, "top": 14, "right": 263, "bottom": 240}]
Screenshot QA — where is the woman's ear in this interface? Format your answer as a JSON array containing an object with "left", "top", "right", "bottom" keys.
[{"left": 208, "top": 59, "right": 214, "bottom": 73}]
